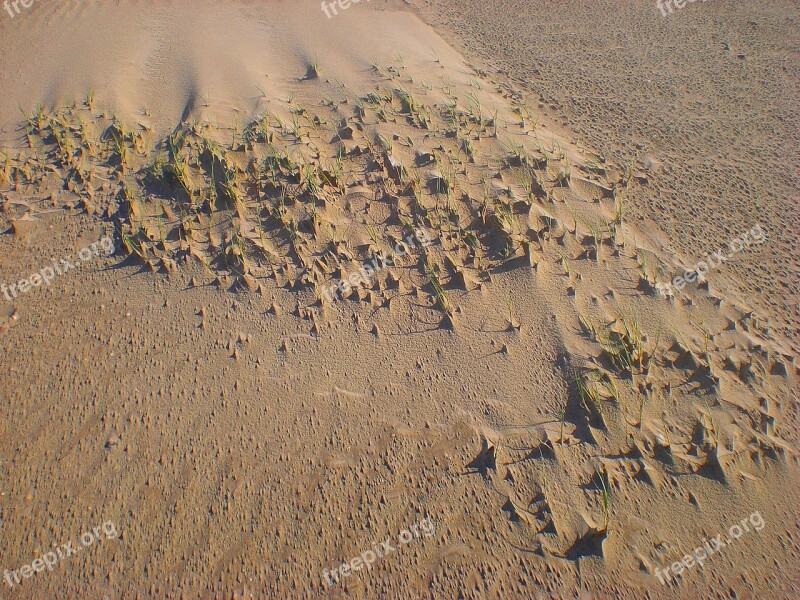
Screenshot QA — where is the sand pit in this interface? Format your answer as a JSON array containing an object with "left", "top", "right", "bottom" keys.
[{"left": 0, "top": 1, "right": 798, "bottom": 598}]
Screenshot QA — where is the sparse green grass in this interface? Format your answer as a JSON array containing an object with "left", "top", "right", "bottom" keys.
[
  {"left": 504, "top": 138, "right": 531, "bottom": 167},
  {"left": 594, "top": 314, "right": 645, "bottom": 376},
  {"left": 441, "top": 100, "right": 459, "bottom": 127},
  {"left": 460, "top": 136, "right": 474, "bottom": 160},
  {"left": 512, "top": 103, "right": 537, "bottom": 130},
  {"left": 465, "top": 91, "right": 483, "bottom": 129},
  {"left": 521, "top": 166, "right": 547, "bottom": 201},
  {"left": 0, "top": 77, "right": 621, "bottom": 328},
  {"left": 622, "top": 159, "right": 634, "bottom": 187},
  {"left": 554, "top": 159, "right": 571, "bottom": 187},
  {"left": 613, "top": 191, "right": 625, "bottom": 225},
  {"left": 424, "top": 256, "right": 449, "bottom": 312},
  {"left": 585, "top": 220, "right": 606, "bottom": 262},
  {"left": 493, "top": 201, "right": 517, "bottom": 251},
  {"left": 243, "top": 114, "right": 271, "bottom": 144},
  {"left": 364, "top": 218, "right": 381, "bottom": 247},
  {"left": 548, "top": 137, "right": 565, "bottom": 161},
  {"left": 637, "top": 387, "right": 651, "bottom": 427},
  {"left": 371, "top": 62, "right": 391, "bottom": 80},
  {"left": 374, "top": 132, "right": 392, "bottom": 153},
  {"left": 635, "top": 246, "right": 659, "bottom": 287},
  {"left": 576, "top": 369, "right": 603, "bottom": 422},
  {"left": 596, "top": 467, "right": 611, "bottom": 532},
  {"left": 0, "top": 152, "right": 11, "bottom": 186},
  {"left": 85, "top": 88, "right": 95, "bottom": 112},
  {"left": 299, "top": 159, "right": 320, "bottom": 197}
]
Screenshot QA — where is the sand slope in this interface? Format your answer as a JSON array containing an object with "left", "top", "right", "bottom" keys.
[{"left": 0, "top": 1, "right": 798, "bottom": 598}]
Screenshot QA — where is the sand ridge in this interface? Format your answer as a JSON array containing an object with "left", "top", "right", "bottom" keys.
[{"left": 0, "top": 0, "right": 798, "bottom": 598}]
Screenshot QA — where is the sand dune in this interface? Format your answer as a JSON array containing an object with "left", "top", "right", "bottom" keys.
[
  {"left": 0, "top": 0, "right": 468, "bottom": 140},
  {"left": 0, "top": 1, "right": 798, "bottom": 598}
]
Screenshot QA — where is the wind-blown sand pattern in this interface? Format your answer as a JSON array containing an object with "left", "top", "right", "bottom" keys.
[{"left": 0, "top": 1, "right": 798, "bottom": 598}]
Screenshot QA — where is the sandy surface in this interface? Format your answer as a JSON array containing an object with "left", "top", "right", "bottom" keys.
[
  {"left": 0, "top": 1, "right": 798, "bottom": 599},
  {"left": 413, "top": 0, "right": 800, "bottom": 353}
]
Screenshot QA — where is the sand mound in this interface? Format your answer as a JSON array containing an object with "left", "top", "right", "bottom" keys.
[{"left": 0, "top": 1, "right": 797, "bottom": 598}]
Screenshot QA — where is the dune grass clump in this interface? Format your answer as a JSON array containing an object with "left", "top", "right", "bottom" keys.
[{"left": 594, "top": 314, "right": 645, "bottom": 377}]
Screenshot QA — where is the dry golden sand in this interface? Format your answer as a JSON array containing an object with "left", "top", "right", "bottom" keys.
[{"left": 0, "top": 1, "right": 798, "bottom": 598}]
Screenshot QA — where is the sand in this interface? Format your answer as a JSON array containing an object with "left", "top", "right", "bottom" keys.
[{"left": 0, "top": 1, "right": 798, "bottom": 598}]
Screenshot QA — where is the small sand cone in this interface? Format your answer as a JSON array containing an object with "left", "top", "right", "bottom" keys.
[
  {"left": 739, "top": 361, "right": 754, "bottom": 383},
  {"left": 723, "top": 352, "right": 740, "bottom": 373},
  {"left": 291, "top": 302, "right": 302, "bottom": 318},
  {"left": 452, "top": 269, "right": 476, "bottom": 291},
  {"left": 384, "top": 295, "right": 397, "bottom": 312},
  {"left": 473, "top": 435, "right": 500, "bottom": 471},
  {"left": 522, "top": 241, "right": 539, "bottom": 268},
  {"left": 395, "top": 277, "right": 408, "bottom": 294},
  {"left": 242, "top": 274, "right": 258, "bottom": 292},
  {"left": 771, "top": 360, "right": 788, "bottom": 376},
  {"left": 9, "top": 213, "right": 36, "bottom": 238},
  {"left": 371, "top": 324, "right": 382, "bottom": 338},
  {"left": 384, "top": 152, "right": 406, "bottom": 183},
  {"left": 337, "top": 125, "right": 354, "bottom": 140},
  {"left": 268, "top": 301, "right": 281, "bottom": 316}
]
